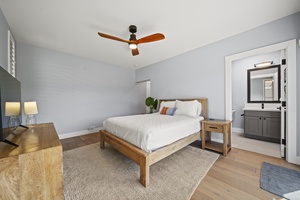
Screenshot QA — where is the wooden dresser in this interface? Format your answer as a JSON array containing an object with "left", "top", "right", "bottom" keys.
[{"left": 0, "top": 123, "right": 64, "bottom": 199}]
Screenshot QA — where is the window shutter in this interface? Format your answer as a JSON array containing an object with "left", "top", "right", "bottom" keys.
[{"left": 8, "top": 30, "right": 16, "bottom": 77}]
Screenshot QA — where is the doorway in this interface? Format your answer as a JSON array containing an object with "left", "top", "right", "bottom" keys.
[
  {"left": 231, "top": 51, "right": 281, "bottom": 158},
  {"left": 146, "top": 81, "right": 151, "bottom": 113},
  {"left": 137, "top": 80, "right": 151, "bottom": 113},
  {"left": 225, "top": 39, "right": 299, "bottom": 164}
]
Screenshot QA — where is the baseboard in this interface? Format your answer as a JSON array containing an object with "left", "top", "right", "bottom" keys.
[
  {"left": 58, "top": 127, "right": 103, "bottom": 139},
  {"left": 232, "top": 127, "right": 244, "bottom": 133},
  {"left": 198, "top": 137, "right": 224, "bottom": 144},
  {"left": 198, "top": 127, "right": 244, "bottom": 143},
  {"left": 211, "top": 138, "right": 223, "bottom": 143}
]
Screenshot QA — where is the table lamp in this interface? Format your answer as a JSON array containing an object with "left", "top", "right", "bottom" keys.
[
  {"left": 24, "top": 101, "right": 38, "bottom": 126},
  {"left": 5, "top": 102, "right": 21, "bottom": 130}
]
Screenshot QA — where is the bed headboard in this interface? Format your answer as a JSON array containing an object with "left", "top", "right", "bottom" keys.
[{"left": 159, "top": 98, "right": 208, "bottom": 119}]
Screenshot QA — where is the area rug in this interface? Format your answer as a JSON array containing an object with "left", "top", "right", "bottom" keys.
[
  {"left": 260, "top": 162, "right": 300, "bottom": 200},
  {"left": 63, "top": 143, "right": 219, "bottom": 200}
]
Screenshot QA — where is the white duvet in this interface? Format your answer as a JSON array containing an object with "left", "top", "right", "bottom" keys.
[{"left": 103, "top": 113, "right": 203, "bottom": 152}]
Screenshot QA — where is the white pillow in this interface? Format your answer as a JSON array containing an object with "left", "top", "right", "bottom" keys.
[
  {"left": 159, "top": 101, "right": 176, "bottom": 112},
  {"left": 175, "top": 100, "right": 201, "bottom": 118},
  {"left": 196, "top": 101, "right": 202, "bottom": 116}
]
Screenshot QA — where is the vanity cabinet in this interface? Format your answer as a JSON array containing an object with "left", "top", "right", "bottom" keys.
[{"left": 244, "top": 110, "right": 280, "bottom": 143}]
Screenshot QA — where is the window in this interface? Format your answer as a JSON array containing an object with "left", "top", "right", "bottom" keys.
[{"left": 8, "top": 30, "right": 16, "bottom": 77}]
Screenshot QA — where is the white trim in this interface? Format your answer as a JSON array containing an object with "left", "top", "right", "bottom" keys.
[
  {"left": 199, "top": 137, "right": 224, "bottom": 144},
  {"left": 232, "top": 127, "right": 244, "bottom": 133},
  {"left": 280, "top": 50, "right": 287, "bottom": 158},
  {"left": 211, "top": 138, "right": 224, "bottom": 144},
  {"left": 285, "top": 40, "right": 298, "bottom": 164},
  {"left": 200, "top": 137, "right": 236, "bottom": 146},
  {"left": 58, "top": 127, "right": 103, "bottom": 139},
  {"left": 225, "top": 39, "right": 299, "bottom": 164}
]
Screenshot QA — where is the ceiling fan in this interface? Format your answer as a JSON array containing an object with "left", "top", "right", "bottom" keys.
[{"left": 98, "top": 25, "right": 165, "bottom": 56}]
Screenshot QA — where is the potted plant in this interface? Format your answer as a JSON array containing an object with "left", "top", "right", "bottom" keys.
[{"left": 145, "top": 97, "right": 158, "bottom": 113}]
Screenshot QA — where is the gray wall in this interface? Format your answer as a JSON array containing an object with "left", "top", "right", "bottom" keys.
[
  {"left": 1, "top": 5, "right": 146, "bottom": 136},
  {"left": 0, "top": 7, "right": 10, "bottom": 71},
  {"left": 232, "top": 51, "right": 280, "bottom": 130},
  {"left": 1, "top": 8, "right": 146, "bottom": 136},
  {"left": 16, "top": 43, "right": 145, "bottom": 135},
  {"left": 136, "top": 12, "right": 300, "bottom": 145},
  {"left": 1, "top": 6, "right": 299, "bottom": 153}
]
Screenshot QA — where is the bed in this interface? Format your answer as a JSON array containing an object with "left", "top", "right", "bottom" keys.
[{"left": 100, "top": 98, "right": 208, "bottom": 187}]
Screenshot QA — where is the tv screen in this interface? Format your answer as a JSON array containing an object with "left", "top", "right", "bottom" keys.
[{"left": 0, "top": 66, "right": 22, "bottom": 146}]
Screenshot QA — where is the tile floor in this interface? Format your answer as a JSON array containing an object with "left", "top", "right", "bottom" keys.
[{"left": 232, "top": 131, "right": 281, "bottom": 158}]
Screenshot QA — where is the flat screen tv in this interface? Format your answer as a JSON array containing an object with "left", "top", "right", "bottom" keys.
[{"left": 0, "top": 66, "right": 22, "bottom": 146}]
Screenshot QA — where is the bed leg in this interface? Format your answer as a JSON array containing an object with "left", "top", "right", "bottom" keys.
[
  {"left": 100, "top": 130, "right": 105, "bottom": 149},
  {"left": 139, "top": 155, "right": 149, "bottom": 187}
]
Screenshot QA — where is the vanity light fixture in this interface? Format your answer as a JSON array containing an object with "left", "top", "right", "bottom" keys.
[{"left": 254, "top": 61, "right": 273, "bottom": 68}]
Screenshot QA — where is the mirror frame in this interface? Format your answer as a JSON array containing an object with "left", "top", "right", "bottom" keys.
[{"left": 247, "top": 64, "right": 281, "bottom": 103}]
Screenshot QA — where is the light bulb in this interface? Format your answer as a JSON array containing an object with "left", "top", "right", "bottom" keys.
[{"left": 129, "top": 43, "right": 137, "bottom": 49}]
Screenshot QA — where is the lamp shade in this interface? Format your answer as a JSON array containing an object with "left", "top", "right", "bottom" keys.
[
  {"left": 5, "top": 102, "right": 21, "bottom": 116},
  {"left": 24, "top": 101, "right": 38, "bottom": 115}
]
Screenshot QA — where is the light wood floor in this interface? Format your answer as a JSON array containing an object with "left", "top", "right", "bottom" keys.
[{"left": 61, "top": 132, "right": 300, "bottom": 200}]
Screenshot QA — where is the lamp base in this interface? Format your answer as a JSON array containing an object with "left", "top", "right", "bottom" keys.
[
  {"left": 26, "top": 115, "right": 37, "bottom": 126},
  {"left": 8, "top": 116, "right": 20, "bottom": 130}
]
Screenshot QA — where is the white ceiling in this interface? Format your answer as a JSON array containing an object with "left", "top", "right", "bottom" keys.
[{"left": 1, "top": 0, "right": 300, "bottom": 69}]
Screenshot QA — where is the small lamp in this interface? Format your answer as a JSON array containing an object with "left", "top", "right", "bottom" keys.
[
  {"left": 24, "top": 101, "right": 38, "bottom": 126},
  {"left": 5, "top": 102, "right": 21, "bottom": 130}
]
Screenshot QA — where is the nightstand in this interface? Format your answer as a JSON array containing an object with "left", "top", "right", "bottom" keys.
[{"left": 201, "top": 119, "right": 232, "bottom": 156}]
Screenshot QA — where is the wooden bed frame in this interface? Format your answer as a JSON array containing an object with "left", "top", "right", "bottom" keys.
[{"left": 100, "top": 98, "right": 208, "bottom": 187}]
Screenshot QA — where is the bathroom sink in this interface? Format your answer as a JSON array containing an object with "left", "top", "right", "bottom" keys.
[
  {"left": 242, "top": 108, "right": 280, "bottom": 112},
  {"left": 243, "top": 103, "right": 281, "bottom": 112}
]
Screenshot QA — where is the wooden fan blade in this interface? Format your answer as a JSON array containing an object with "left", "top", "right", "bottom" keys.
[
  {"left": 132, "top": 48, "right": 139, "bottom": 56},
  {"left": 98, "top": 32, "right": 129, "bottom": 43},
  {"left": 137, "top": 33, "right": 165, "bottom": 44}
]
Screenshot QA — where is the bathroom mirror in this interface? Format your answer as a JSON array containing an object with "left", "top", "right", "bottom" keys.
[{"left": 247, "top": 65, "right": 281, "bottom": 103}]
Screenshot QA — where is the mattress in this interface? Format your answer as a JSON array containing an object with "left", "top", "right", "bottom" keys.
[{"left": 103, "top": 113, "right": 203, "bottom": 152}]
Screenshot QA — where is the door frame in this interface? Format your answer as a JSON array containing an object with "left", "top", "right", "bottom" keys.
[{"left": 225, "top": 39, "right": 299, "bottom": 164}]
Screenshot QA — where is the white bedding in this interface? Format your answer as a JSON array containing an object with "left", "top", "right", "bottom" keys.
[{"left": 103, "top": 113, "right": 203, "bottom": 152}]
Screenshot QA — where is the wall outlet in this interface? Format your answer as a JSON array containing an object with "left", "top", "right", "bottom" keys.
[{"left": 88, "top": 125, "right": 95, "bottom": 130}]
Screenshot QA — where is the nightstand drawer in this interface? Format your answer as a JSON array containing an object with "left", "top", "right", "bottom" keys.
[{"left": 204, "top": 124, "right": 223, "bottom": 132}]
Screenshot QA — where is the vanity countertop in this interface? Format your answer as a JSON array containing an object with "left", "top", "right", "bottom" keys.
[
  {"left": 243, "top": 103, "right": 281, "bottom": 112},
  {"left": 243, "top": 108, "right": 280, "bottom": 112}
]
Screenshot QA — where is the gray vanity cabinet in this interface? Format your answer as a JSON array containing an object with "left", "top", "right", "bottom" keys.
[{"left": 244, "top": 110, "right": 280, "bottom": 143}]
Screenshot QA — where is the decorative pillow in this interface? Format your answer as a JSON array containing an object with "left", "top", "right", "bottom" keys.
[
  {"left": 160, "top": 107, "right": 177, "bottom": 116},
  {"left": 175, "top": 100, "right": 200, "bottom": 118},
  {"left": 159, "top": 101, "right": 176, "bottom": 112}
]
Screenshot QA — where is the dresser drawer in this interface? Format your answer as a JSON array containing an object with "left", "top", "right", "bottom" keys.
[{"left": 204, "top": 123, "right": 223, "bottom": 132}]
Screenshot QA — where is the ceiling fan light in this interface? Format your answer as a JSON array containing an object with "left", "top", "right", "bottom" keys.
[{"left": 129, "top": 43, "right": 137, "bottom": 49}]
